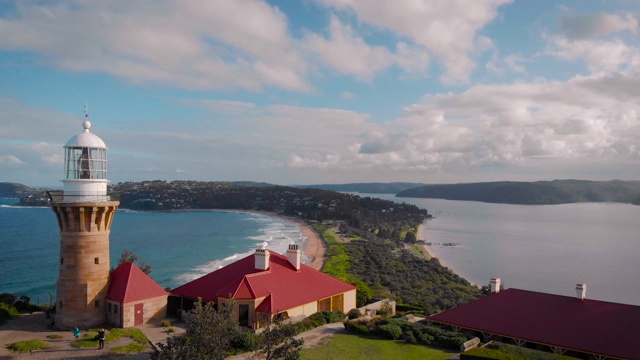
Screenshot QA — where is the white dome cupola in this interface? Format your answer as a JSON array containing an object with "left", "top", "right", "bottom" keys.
[{"left": 61, "top": 112, "right": 110, "bottom": 202}]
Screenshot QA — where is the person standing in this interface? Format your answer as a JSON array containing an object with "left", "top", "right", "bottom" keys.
[
  {"left": 97, "top": 328, "right": 106, "bottom": 349},
  {"left": 73, "top": 327, "right": 80, "bottom": 340}
]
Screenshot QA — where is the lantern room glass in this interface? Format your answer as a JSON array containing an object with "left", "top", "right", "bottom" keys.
[{"left": 64, "top": 147, "right": 107, "bottom": 180}]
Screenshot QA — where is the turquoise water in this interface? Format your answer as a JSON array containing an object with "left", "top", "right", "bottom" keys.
[
  {"left": 370, "top": 194, "right": 640, "bottom": 306},
  {"left": 0, "top": 198, "right": 307, "bottom": 304}
]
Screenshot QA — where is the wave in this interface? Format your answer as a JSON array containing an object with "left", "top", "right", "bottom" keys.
[{"left": 172, "top": 213, "right": 310, "bottom": 285}]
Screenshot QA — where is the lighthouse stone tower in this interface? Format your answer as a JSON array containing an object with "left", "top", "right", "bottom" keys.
[{"left": 49, "top": 116, "right": 119, "bottom": 329}]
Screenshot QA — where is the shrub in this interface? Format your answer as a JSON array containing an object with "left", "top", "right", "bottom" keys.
[
  {"left": 347, "top": 308, "right": 361, "bottom": 320},
  {"left": 376, "top": 324, "right": 402, "bottom": 340},
  {"left": 232, "top": 331, "right": 259, "bottom": 351},
  {"left": 402, "top": 331, "right": 417, "bottom": 344},
  {"left": 0, "top": 293, "right": 17, "bottom": 305},
  {"left": 418, "top": 332, "right": 434, "bottom": 345},
  {"left": 308, "top": 312, "right": 327, "bottom": 327},
  {"left": 321, "top": 310, "right": 346, "bottom": 323},
  {"left": 7, "top": 339, "right": 50, "bottom": 352},
  {"left": 377, "top": 301, "right": 393, "bottom": 316},
  {"left": 347, "top": 321, "right": 369, "bottom": 335},
  {"left": 161, "top": 320, "right": 172, "bottom": 328}
]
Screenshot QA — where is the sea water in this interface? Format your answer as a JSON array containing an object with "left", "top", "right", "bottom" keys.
[
  {"left": 368, "top": 194, "right": 640, "bottom": 306},
  {"left": 0, "top": 198, "right": 308, "bottom": 304}
]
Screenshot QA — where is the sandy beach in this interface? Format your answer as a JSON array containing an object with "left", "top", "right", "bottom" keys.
[{"left": 222, "top": 209, "right": 326, "bottom": 270}]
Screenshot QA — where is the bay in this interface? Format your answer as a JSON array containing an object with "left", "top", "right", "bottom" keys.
[
  {"left": 367, "top": 194, "right": 640, "bottom": 306},
  {"left": 0, "top": 198, "right": 307, "bottom": 304}
]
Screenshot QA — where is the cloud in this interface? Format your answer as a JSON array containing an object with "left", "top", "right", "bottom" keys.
[
  {"left": 0, "top": 0, "right": 310, "bottom": 92},
  {"left": 0, "top": 155, "right": 23, "bottom": 166},
  {"left": 547, "top": 36, "right": 640, "bottom": 73},
  {"left": 341, "top": 91, "right": 355, "bottom": 99},
  {"left": 285, "top": 72, "right": 640, "bottom": 179},
  {"left": 559, "top": 12, "right": 639, "bottom": 40},
  {"left": 319, "top": 0, "right": 513, "bottom": 83}
]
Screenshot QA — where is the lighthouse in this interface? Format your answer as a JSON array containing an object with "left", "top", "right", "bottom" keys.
[{"left": 48, "top": 113, "right": 119, "bottom": 329}]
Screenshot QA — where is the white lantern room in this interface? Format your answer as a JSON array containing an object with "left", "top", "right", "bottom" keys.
[{"left": 61, "top": 118, "right": 110, "bottom": 202}]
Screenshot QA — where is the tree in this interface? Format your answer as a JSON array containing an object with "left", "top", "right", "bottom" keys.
[
  {"left": 404, "top": 231, "right": 417, "bottom": 243},
  {"left": 257, "top": 318, "right": 304, "bottom": 360},
  {"left": 152, "top": 299, "right": 239, "bottom": 360},
  {"left": 118, "top": 249, "right": 152, "bottom": 275}
]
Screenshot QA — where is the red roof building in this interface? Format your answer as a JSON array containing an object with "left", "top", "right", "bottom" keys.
[
  {"left": 106, "top": 262, "right": 168, "bottom": 328},
  {"left": 170, "top": 245, "right": 357, "bottom": 329},
  {"left": 427, "top": 282, "right": 640, "bottom": 360}
]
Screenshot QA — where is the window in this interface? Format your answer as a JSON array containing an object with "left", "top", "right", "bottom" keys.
[
  {"left": 94, "top": 257, "right": 99, "bottom": 265},
  {"left": 59, "top": 301, "right": 63, "bottom": 309},
  {"left": 95, "top": 300, "right": 100, "bottom": 308},
  {"left": 108, "top": 303, "right": 112, "bottom": 313},
  {"left": 114, "top": 305, "right": 118, "bottom": 314},
  {"left": 317, "top": 297, "right": 331, "bottom": 312},
  {"left": 60, "top": 257, "right": 64, "bottom": 265}
]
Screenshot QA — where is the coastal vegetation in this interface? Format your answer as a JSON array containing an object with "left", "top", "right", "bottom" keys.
[{"left": 0, "top": 293, "right": 40, "bottom": 325}]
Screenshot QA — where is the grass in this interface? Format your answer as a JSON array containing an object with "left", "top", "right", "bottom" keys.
[
  {"left": 71, "top": 327, "right": 149, "bottom": 349},
  {"left": 6, "top": 339, "right": 51, "bottom": 352},
  {"left": 300, "top": 333, "right": 456, "bottom": 360}
]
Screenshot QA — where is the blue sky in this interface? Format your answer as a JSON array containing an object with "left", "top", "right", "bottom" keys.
[{"left": 1, "top": 0, "right": 639, "bottom": 187}]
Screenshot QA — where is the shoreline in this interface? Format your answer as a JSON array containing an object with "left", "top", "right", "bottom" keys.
[{"left": 218, "top": 209, "right": 325, "bottom": 271}]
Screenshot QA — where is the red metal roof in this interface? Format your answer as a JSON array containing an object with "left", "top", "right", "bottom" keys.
[
  {"left": 171, "top": 251, "right": 356, "bottom": 314},
  {"left": 428, "top": 288, "right": 640, "bottom": 360},
  {"left": 107, "top": 262, "right": 168, "bottom": 303}
]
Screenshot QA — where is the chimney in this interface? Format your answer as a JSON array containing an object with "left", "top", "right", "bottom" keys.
[
  {"left": 576, "top": 283, "right": 587, "bottom": 300},
  {"left": 286, "top": 244, "right": 301, "bottom": 270},
  {"left": 490, "top": 278, "right": 501, "bottom": 293},
  {"left": 255, "top": 249, "right": 270, "bottom": 271}
]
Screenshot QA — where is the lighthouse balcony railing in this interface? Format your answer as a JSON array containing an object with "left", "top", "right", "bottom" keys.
[{"left": 47, "top": 190, "right": 120, "bottom": 203}]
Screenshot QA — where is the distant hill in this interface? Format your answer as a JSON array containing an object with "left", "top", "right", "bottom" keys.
[
  {"left": 297, "top": 182, "right": 426, "bottom": 194},
  {"left": 396, "top": 180, "right": 640, "bottom": 205},
  {"left": 0, "top": 182, "right": 37, "bottom": 197}
]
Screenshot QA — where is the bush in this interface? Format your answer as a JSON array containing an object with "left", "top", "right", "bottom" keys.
[
  {"left": 161, "top": 320, "right": 172, "bottom": 328},
  {"left": 376, "top": 324, "right": 402, "bottom": 340},
  {"left": 347, "top": 321, "right": 369, "bottom": 335},
  {"left": 322, "top": 310, "right": 346, "bottom": 323},
  {"left": 402, "top": 331, "right": 417, "bottom": 344},
  {"left": 347, "top": 308, "right": 361, "bottom": 319},
  {"left": 0, "top": 293, "right": 17, "bottom": 305},
  {"left": 418, "top": 332, "right": 434, "bottom": 345},
  {"left": 308, "top": 312, "right": 327, "bottom": 327},
  {"left": 232, "top": 331, "right": 259, "bottom": 351}
]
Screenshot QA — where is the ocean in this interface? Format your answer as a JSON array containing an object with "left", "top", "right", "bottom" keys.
[
  {"left": 0, "top": 197, "right": 308, "bottom": 305},
  {"left": 368, "top": 194, "right": 640, "bottom": 306}
]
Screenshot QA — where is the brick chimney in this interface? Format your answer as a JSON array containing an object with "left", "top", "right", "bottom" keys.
[
  {"left": 490, "top": 278, "right": 501, "bottom": 293},
  {"left": 286, "top": 244, "right": 301, "bottom": 270},
  {"left": 576, "top": 283, "right": 587, "bottom": 300},
  {"left": 255, "top": 249, "right": 270, "bottom": 271}
]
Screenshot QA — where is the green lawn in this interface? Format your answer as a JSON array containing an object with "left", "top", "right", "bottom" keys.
[{"left": 300, "top": 333, "right": 457, "bottom": 360}]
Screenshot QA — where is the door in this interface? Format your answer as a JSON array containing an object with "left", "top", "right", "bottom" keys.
[
  {"left": 238, "top": 304, "right": 249, "bottom": 327},
  {"left": 134, "top": 303, "right": 144, "bottom": 326}
]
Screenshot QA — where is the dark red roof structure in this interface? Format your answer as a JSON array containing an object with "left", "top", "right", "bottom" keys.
[
  {"left": 171, "top": 251, "right": 356, "bottom": 314},
  {"left": 107, "top": 262, "right": 168, "bottom": 303},
  {"left": 427, "top": 288, "right": 640, "bottom": 360}
]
